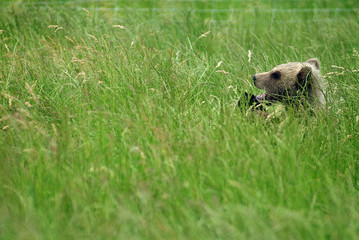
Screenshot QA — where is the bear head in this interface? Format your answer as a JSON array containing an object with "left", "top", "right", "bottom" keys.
[{"left": 252, "top": 58, "right": 320, "bottom": 103}]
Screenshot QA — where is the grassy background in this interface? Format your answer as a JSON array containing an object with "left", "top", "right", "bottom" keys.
[{"left": 1, "top": 0, "right": 359, "bottom": 239}]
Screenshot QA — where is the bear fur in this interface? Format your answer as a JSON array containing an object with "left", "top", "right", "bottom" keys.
[{"left": 252, "top": 58, "right": 326, "bottom": 109}]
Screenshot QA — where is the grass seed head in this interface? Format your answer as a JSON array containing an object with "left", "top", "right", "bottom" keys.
[
  {"left": 216, "top": 70, "right": 229, "bottom": 74},
  {"left": 48, "top": 25, "right": 63, "bottom": 32},
  {"left": 82, "top": 8, "right": 92, "bottom": 17},
  {"left": 331, "top": 65, "right": 345, "bottom": 70},
  {"left": 113, "top": 25, "right": 126, "bottom": 29},
  {"left": 248, "top": 50, "right": 252, "bottom": 63},
  {"left": 51, "top": 123, "right": 58, "bottom": 137},
  {"left": 198, "top": 31, "right": 211, "bottom": 39},
  {"left": 5, "top": 44, "right": 10, "bottom": 53},
  {"left": 353, "top": 48, "right": 359, "bottom": 57},
  {"left": 71, "top": 57, "right": 85, "bottom": 64},
  {"left": 87, "top": 34, "right": 98, "bottom": 42},
  {"left": 65, "top": 36, "right": 75, "bottom": 44},
  {"left": 25, "top": 82, "right": 38, "bottom": 102}
]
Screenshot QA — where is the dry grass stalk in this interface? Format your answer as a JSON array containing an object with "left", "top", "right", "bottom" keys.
[
  {"left": 87, "top": 34, "right": 98, "bottom": 42},
  {"left": 40, "top": 39, "right": 53, "bottom": 48},
  {"left": 48, "top": 25, "right": 63, "bottom": 32},
  {"left": 25, "top": 82, "right": 38, "bottom": 102},
  {"left": 216, "top": 70, "right": 229, "bottom": 74},
  {"left": 179, "top": 59, "right": 188, "bottom": 66},
  {"left": 353, "top": 48, "right": 359, "bottom": 57},
  {"left": 331, "top": 65, "right": 345, "bottom": 70},
  {"left": 5, "top": 44, "right": 10, "bottom": 53},
  {"left": 46, "top": 36, "right": 56, "bottom": 46},
  {"left": 72, "top": 57, "right": 85, "bottom": 64},
  {"left": 82, "top": 8, "right": 92, "bottom": 17},
  {"left": 65, "top": 36, "right": 75, "bottom": 44},
  {"left": 52, "top": 123, "right": 58, "bottom": 137},
  {"left": 3, "top": 94, "right": 14, "bottom": 106},
  {"left": 113, "top": 25, "right": 126, "bottom": 29},
  {"left": 198, "top": 31, "right": 211, "bottom": 39},
  {"left": 81, "top": 38, "right": 88, "bottom": 47},
  {"left": 248, "top": 50, "right": 252, "bottom": 63},
  {"left": 0, "top": 116, "right": 9, "bottom": 124}
]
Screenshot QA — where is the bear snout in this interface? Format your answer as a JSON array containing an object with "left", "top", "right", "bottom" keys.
[{"left": 252, "top": 74, "right": 256, "bottom": 83}]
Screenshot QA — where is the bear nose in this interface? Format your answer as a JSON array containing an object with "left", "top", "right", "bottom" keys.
[{"left": 252, "top": 74, "right": 256, "bottom": 82}]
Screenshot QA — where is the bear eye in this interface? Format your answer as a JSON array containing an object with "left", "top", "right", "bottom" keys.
[{"left": 272, "top": 71, "right": 281, "bottom": 80}]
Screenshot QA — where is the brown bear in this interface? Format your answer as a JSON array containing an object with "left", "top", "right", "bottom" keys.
[{"left": 252, "top": 58, "right": 326, "bottom": 109}]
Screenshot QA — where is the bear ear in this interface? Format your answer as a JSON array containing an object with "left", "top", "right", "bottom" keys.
[
  {"left": 297, "top": 66, "right": 312, "bottom": 86},
  {"left": 306, "top": 58, "right": 320, "bottom": 70}
]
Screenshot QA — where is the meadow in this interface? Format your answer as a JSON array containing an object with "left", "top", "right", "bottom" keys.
[{"left": 1, "top": 0, "right": 359, "bottom": 239}]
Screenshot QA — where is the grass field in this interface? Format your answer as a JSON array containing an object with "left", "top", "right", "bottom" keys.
[{"left": 1, "top": 0, "right": 359, "bottom": 239}]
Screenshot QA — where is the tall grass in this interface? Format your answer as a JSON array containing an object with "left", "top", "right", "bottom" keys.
[{"left": 1, "top": 1, "right": 359, "bottom": 239}]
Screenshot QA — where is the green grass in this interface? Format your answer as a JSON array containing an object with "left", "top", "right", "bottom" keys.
[{"left": 1, "top": 1, "right": 359, "bottom": 239}]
